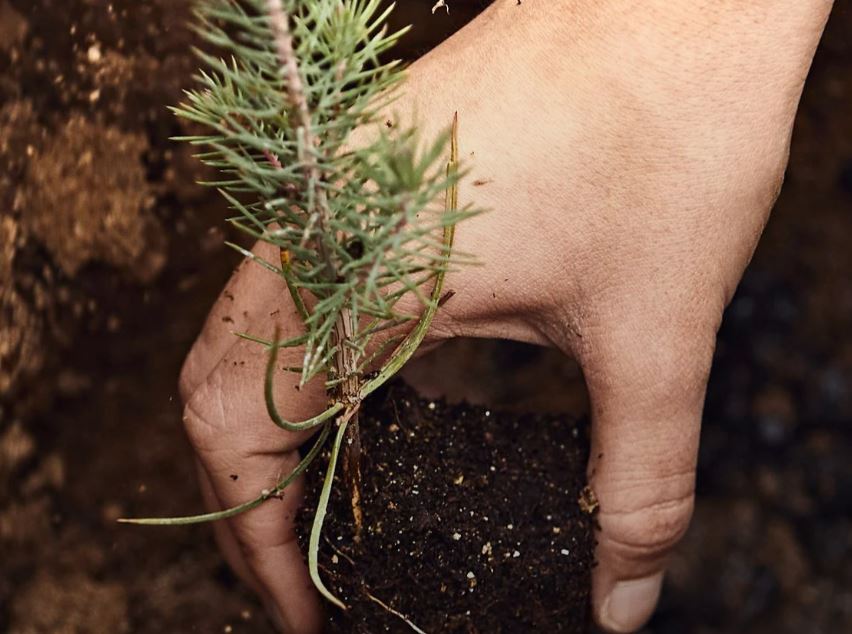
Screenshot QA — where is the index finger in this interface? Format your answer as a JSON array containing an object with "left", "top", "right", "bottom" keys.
[
  {"left": 184, "top": 316, "right": 329, "bottom": 633},
  {"left": 180, "top": 239, "right": 287, "bottom": 402}
]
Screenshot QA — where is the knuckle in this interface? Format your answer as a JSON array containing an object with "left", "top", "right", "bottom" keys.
[
  {"left": 231, "top": 525, "right": 266, "bottom": 562},
  {"left": 600, "top": 492, "right": 695, "bottom": 560},
  {"left": 178, "top": 354, "right": 198, "bottom": 404},
  {"left": 181, "top": 381, "right": 226, "bottom": 455},
  {"left": 179, "top": 335, "right": 214, "bottom": 404},
  {"left": 181, "top": 372, "right": 308, "bottom": 460},
  {"left": 234, "top": 525, "right": 296, "bottom": 564}
]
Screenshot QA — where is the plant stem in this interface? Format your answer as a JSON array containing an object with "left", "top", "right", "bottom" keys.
[
  {"left": 364, "top": 590, "right": 429, "bottom": 634},
  {"left": 265, "top": 0, "right": 336, "bottom": 274},
  {"left": 333, "top": 309, "right": 365, "bottom": 540}
]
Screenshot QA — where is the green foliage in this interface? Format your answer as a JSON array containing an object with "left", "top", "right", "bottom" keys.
[{"left": 173, "top": 0, "right": 474, "bottom": 384}]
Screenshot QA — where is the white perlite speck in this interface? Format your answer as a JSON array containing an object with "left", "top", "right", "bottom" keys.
[{"left": 87, "top": 44, "right": 102, "bottom": 63}]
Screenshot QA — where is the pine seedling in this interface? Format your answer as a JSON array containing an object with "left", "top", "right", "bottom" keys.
[{"left": 121, "top": 0, "right": 476, "bottom": 610}]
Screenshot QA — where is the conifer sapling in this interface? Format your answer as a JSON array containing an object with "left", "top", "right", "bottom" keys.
[{"left": 121, "top": 0, "right": 476, "bottom": 610}]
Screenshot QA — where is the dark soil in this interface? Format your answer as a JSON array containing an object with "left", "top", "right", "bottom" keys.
[
  {"left": 2, "top": 1, "right": 852, "bottom": 634},
  {"left": 299, "top": 383, "right": 594, "bottom": 633}
]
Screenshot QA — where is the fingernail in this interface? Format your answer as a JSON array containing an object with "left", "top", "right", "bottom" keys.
[{"left": 599, "top": 572, "right": 663, "bottom": 633}]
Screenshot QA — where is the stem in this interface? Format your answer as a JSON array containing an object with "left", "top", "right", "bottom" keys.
[
  {"left": 334, "top": 112, "right": 463, "bottom": 541},
  {"left": 265, "top": 0, "right": 336, "bottom": 275},
  {"left": 333, "top": 308, "right": 365, "bottom": 540}
]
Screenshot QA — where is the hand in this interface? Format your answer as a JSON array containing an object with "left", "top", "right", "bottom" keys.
[{"left": 178, "top": 1, "right": 833, "bottom": 632}]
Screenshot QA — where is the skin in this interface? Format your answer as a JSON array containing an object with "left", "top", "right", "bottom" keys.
[{"left": 178, "top": 1, "right": 835, "bottom": 632}]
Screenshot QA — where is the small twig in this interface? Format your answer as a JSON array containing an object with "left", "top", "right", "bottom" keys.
[
  {"left": 364, "top": 590, "right": 429, "bottom": 634},
  {"left": 390, "top": 397, "right": 405, "bottom": 431},
  {"left": 438, "top": 289, "right": 456, "bottom": 307},
  {"left": 323, "top": 535, "right": 357, "bottom": 567},
  {"left": 431, "top": 0, "right": 449, "bottom": 15}
]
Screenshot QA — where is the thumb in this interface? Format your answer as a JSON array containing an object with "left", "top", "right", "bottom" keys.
[{"left": 580, "top": 318, "right": 716, "bottom": 633}]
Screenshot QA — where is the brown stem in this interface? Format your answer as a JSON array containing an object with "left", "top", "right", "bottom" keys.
[
  {"left": 343, "top": 409, "right": 364, "bottom": 541},
  {"left": 265, "top": 0, "right": 336, "bottom": 273},
  {"left": 266, "top": 0, "right": 363, "bottom": 539},
  {"left": 333, "top": 310, "right": 365, "bottom": 541}
]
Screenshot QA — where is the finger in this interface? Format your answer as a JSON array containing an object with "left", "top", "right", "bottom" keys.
[
  {"left": 194, "top": 460, "right": 267, "bottom": 597},
  {"left": 180, "top": 240, "right": 288, "bottom": 401},
  {"left": 184, "top": 324, "right": 328, "bottom": 634},
  {"left": 579, "top": 311, "right": 717, "bottom": 633},
  {"left": 195, "top": 464, "right": 294, "bottom": 631}
]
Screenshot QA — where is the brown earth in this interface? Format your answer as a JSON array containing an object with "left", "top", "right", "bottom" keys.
[{"left": 298, "top": 383, "right": 594, "bottom": 633}]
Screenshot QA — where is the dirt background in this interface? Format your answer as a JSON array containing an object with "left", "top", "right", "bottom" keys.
[{"left": 1, "top": 1, "right": 851, "bottom": 632}]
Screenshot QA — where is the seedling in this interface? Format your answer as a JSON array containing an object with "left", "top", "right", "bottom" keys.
[{"left": 121, "top": 0, "right": 475, "bottom": 611}]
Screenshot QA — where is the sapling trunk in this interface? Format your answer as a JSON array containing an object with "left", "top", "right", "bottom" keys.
[
  {"left": 333, "top": 309, "right": 365, "bottom": 540},
  {"left": 120, "top": 0, "right": 477, "bottom": 616}
]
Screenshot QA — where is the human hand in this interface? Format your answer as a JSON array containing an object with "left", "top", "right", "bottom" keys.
[{"left": 178, "top": 1, "right": 833, "bottom": 632}]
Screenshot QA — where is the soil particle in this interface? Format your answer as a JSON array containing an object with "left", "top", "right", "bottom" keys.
[{"left": 300, "top": 383, "right": 594, "bottom": 633}]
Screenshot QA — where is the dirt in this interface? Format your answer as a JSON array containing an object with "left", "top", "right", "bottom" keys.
[
  {"left": 0, "top": 1, "right": 251, "bottom": 632},
  {"left": 19, "top": 115, "right": 165, "bottom": 282},
  {"left": 0, "top": 100, "right": 46, "bottom": 398},
  {"left": 10, "top": 571, "right": 130, "bottom": 634},
  {"left": 299, "top": 383, "right": 594, "bottom": 633},
  {"left": 0, "top": 0, "right": 213, "bottom": 413},
  {"left": 1, "top": 1, "right": 851, "bottom": 634}
]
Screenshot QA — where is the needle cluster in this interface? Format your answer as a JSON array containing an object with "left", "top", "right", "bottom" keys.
[{"left": 176, "top": 0, "right": 472, "bottom": 384}]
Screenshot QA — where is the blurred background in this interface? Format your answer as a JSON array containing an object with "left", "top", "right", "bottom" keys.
[{"left": 1, "top": 1, "right": 850, "bottom": 632}]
